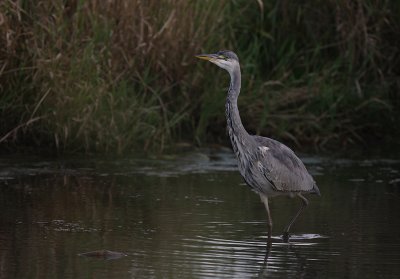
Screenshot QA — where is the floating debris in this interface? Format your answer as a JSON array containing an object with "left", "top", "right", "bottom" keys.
[{"left": 79, "top": 250, "right": 127, "bottom": 260}]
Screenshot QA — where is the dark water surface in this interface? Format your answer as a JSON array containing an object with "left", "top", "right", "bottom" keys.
[{"left": 1, "top": 149, "right": 400, "bottom": 278}]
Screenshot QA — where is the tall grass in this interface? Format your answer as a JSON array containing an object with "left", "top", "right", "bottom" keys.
[
  {"left": 1, "top": 0, "right": 399, "bottom": 153},
  {"left": 224, "top": 0, "right": 400, "bottom": 148}
]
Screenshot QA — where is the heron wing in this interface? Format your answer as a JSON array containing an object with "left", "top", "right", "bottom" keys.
[{"left": 252, "top": 136, "right": 317, "bottom": 193}]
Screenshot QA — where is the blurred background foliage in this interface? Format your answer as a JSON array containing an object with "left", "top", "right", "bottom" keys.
[{"left": 1, "top": 0, "right": 399, "bottom": 153}]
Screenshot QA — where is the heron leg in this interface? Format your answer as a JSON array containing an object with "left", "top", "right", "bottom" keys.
[
  {"left": 283, "top": 193, "right": 309, "bottom": 242},
  {"left": 260, "top": 194, "right": 273, "bottom": 249}
]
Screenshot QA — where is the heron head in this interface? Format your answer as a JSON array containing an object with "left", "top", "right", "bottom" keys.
[{"left": 195, "top": 50, "right": 239, "bottom": 74}]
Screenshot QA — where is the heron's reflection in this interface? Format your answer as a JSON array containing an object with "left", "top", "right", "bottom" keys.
[{"left": 258, "top": 237, "right": 319, "bottom": 279}]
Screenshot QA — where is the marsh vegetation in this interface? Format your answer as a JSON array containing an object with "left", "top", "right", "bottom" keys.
[{"left": 1, "top": 0, "right": 399, "bottom": 153}]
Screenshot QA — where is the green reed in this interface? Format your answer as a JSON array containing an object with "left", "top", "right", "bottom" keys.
[{"left": 0, "top": 0, "right": 399, "bottom": 153}]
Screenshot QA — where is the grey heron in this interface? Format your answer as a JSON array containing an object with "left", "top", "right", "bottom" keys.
[{"left": 195, "top": 50, "right": 321, "bottom": 245}]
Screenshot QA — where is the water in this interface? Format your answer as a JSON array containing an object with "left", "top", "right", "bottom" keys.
[{"left": 1, "top": 149, "right": 400, "bottom": 278}]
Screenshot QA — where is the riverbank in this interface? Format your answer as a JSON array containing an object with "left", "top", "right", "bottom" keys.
[{"left": 1, "top": 0, "right": 399, "bottom": 153}]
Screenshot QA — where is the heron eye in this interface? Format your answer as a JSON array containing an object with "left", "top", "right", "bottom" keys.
[{"left": 218, "top": 55, "right": 227, "bottom": 60}]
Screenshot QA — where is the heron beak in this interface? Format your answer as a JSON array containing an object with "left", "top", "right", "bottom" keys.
[{"left": 195, "top": 54, "right": 217, "bottom": 61}]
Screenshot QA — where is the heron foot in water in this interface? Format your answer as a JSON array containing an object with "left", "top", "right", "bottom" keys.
[{"left": 282, "top": 232, "right": 290, "bottom": 243}]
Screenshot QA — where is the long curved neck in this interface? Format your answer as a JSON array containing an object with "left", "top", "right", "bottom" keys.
[{"left": 225, "top": 65, "right": 248, "bottom": 139}]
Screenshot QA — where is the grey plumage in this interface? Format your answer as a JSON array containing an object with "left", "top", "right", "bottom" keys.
[{"left": 196, "top": 50, "right": 320, "bottom": 244}]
